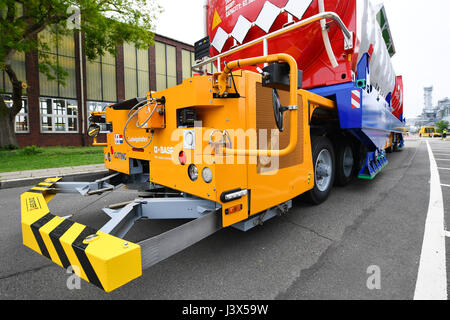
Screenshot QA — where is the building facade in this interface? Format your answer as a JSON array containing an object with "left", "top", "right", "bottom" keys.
[
  {"left": 423, "top": 86, "right": 433, "bottom": 111},
  {"left": 1, "top": 32, "right": 209, "bottom": 147},
  {"left": 437, "top": 98, "right": 450, "bottom": 123},
  {"left": 411, "top": 87, "right": 450, "bottom": 130}
]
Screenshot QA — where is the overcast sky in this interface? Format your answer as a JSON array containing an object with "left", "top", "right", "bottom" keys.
[{"left": 154, "top": 0, "right": 450, "bottom": 119}]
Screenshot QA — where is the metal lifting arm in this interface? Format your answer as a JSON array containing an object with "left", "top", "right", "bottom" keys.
[
  {"left": 20, "top": 177, "right": 222, "bottom": 292},
  {"left": 217, "top": 53, "right": 298, "bottom": 157}
]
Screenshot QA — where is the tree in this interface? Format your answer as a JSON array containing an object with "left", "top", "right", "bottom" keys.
[
  {"left": 436, "top": 120, "right": 449, "bottom": 133},
  {"left": 0, "top": 0, "right": 161, "bottom": 147}
]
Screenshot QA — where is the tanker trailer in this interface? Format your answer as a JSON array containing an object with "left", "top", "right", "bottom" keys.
[
  {"left": 206, "top": 0, "right": 405, "bottom": 171},
  {"left": 19, "top": 0, "right": 406, "bottom": 292}
]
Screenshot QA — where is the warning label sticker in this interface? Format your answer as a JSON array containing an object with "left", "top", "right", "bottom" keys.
[
  {"left": 212, "top": 9, "right": 222, "bottom": 30},
  {"left": 27, "top": 196, "right": 42, "bottom": 212},
  {"left": 225, "top": 0, "right": 257, "bottom": 18}
]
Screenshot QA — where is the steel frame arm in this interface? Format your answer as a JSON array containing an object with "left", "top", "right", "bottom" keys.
[{"left": 20, "top": 177, "right": 223, "bottom": 292}]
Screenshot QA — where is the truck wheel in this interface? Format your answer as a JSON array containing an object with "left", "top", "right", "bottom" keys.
[
  {"left": 393, "top": 143, "right": 399, "bottom": 152},
  {"left": 335, "top": 141, "right": 355, "bottom": 186},
  {"left": 304, "top": 136, "right": 335, "bottom": 205}
]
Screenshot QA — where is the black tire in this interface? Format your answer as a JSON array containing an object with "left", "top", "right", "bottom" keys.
[
  {"left": 393, "top": 143, "right": 399, "bottom": 152},
  {"left": 304, "top": 136, "right": 335, "bottom": 205},
  {"left": 335, "top": 139, "right": 355, "bottom": 186},
  {"left": 393, "top": 134, "right": 399, "bottom": 151}
]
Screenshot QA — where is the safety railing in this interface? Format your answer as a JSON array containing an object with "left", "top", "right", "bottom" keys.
[{"left": 192, "top": 11, "right": 353, "bottom": 72}]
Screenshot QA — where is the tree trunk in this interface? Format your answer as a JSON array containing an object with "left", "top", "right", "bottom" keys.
[
  {"left": 0, "top": 113, "right": 18, "bottom": 148},
  {"left": 0, "top": 63, "right": 23, "bottom": 148}
]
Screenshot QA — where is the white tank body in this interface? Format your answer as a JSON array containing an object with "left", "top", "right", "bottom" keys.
[{"left": 357, "top": 0, "right": 396, "bottom": 98}]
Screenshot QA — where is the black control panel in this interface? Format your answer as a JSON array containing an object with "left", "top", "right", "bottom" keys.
[
  {"left": 177, "top": 108, "right": 198, "bottom": 128},
  {"left": 262, "top": 62, "right": 303, "bottom": 91},
  {"left": 194, "top": 36, "right": 211, "bottom": 62}
]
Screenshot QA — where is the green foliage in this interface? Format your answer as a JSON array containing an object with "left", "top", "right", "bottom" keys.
[
  {"left": 0, "top": 144, "right": 19, "bottom": 151},
  {"left": 0, "top": 0, "right": 161, "bottom": 81},
  {"left": 0, "top": 146, "right": 104, "bottom": 172},
  {"left": 435, "top": 120, "right": 449, "bottom": 133},
  {"left": 20, "top": 145, "right": 43, "bottom": 156},
  {"left": 0, "top": 0, "right": 161, "bottom": 147}
]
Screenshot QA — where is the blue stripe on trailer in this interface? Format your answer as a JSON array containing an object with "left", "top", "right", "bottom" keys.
[
  {"left": 309, "top": 63, "right": 405, "bottom": 151},
  {"left": 310, "top": 81, "right": 362, "bottom": 131},
  {"left": 309, "top": 53, "right": 406, "bottom": 180}
]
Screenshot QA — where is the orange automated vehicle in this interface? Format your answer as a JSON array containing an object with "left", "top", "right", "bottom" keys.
[{"left": 20, "top": 0, "right": 405, "bottom": 292}]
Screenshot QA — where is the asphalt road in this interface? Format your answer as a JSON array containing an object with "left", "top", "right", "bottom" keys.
[{"left": 0, "top": 138, "right": 449, "bottom": 300}]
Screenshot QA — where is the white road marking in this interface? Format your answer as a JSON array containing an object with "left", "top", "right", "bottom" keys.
[
  {"left": 435, "top": 153, "right": 450, "bottom": 156},
  {"left": 438, "top": 168, "right": 450, "bottom": 171},
  {"left": 446, "top": 231, "right": 450, "bottom": 238},
  {"left": 441, "top": 184, "right": 450, "bottom": 188},
  {"left": 414, "top": 141, "right": 447, "bottom": 300},
  {"left": 436, "top": 159, "right": 450, "bottom": 161}
]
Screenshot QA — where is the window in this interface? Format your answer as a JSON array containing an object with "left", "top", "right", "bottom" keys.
[
  {"left": 181, "top": 49, "right": 217, "bottom": 80},
  {"left": 0, "top": 52, "right": 26, "bottom": 94},
  {"left": 2, "top": 95, "right": 29, "bottom": 133},
  {"left": 124, "top": 43, "right": 149, "bottom": 99},
  {"left": 182, "top": 50, "right": 195, "bottom": 80},
  {"left": 0, "top": 4, "right": 25, "bottom": 93},
  {"left": 38, "top": 28, "right": 77, "bottom": 99},
  {"left": 206, "top": 62, "right": 218, "bottom": 74},
  {"left": 87, "top": 101, "right": 113, "bottom": 113},
  {"left": 40, "top": 98, "right": 78, "bottom": 133},
  {"left": 155, "top": 42, "right": 177, "bottom": 91},
  {"left": 86, "top": 52, "right": 117, "bottom": 102}
]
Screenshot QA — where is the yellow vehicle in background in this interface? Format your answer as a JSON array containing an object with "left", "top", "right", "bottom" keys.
[{"left": 419, "top": 126, "right": 441, "bottom": 138}]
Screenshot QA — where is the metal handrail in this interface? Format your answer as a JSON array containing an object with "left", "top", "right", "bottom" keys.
[{"left": 192, "top": 11, "right": 353, "bottom": 71}]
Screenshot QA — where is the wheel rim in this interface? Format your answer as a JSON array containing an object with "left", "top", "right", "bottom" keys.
[
  {"left": 342, "top": 146, "right": 354, "bottom": 178},
  {"left": 315, "top": 149, "right": 332, "bottom": 192}
]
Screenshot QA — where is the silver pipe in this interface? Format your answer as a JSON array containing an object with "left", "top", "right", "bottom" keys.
[
  {"left": 203, "top": 0, "right": 209, "bottom": 37},
  {"left": 263, "top": 38, "right": 268, "bottom": 67},
  {"left": 79, "top": 31, "right": 85, "bottom": 135},
  {"left": 319, "top": 0, "right": 339, "bottom": 68}
]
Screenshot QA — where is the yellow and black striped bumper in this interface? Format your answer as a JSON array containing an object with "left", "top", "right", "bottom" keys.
[{"left": 20, "top": 178, "right": 142, "bottom": 292}]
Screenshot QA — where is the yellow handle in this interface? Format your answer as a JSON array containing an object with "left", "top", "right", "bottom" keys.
[{"left": 92, "top": 136, "right": 107, "bottom": 147}]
